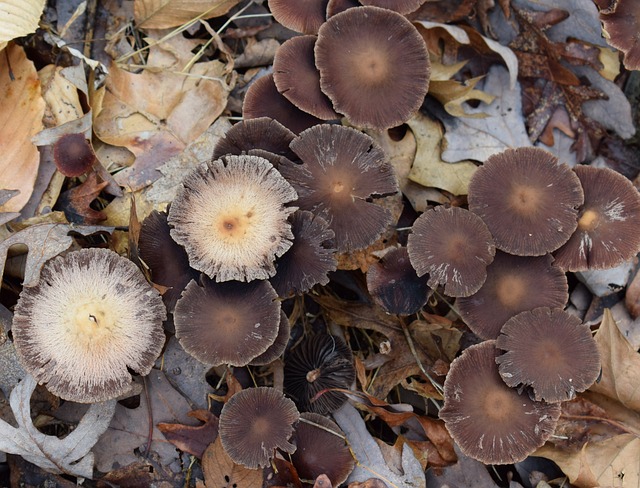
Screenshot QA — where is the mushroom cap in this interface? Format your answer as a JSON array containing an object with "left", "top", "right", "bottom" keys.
[
  {"left": 243, "top": 74, "right": 323, "bottom": 134},
  {"left": 219, "top": 386, "right": 300, "bottom": 469},
  {"left": 599, "top": 0, "right": 640, "bottom": 70},
  {"left": 279, "top": 124, "right": 398, "bottom": 252},
  {"left": 273, "top": 35, "right": 339, "bottom": 120},
  {"left": 468, "top": 147, "right": 584, "bottom": 256},
  {"left": 213, "top": 117, "right": 298, "bottom": 164},
  {"left": 315, "top": 6, "right": 430, "bottom": 130},
  {"left": 359, "top": 0, "right": 426, "bottom": 15},
  {"left": 168, "top": 154, "right": 297, "bottom": 282},
  {"left": 439, "top": 341, "right": 561, "bottom": 465},
  {"left": 268, "top": 0, "right": 330, "bottom": 34},
  {"left": 249, "top": 310, "right": 291, "bottom": 366},
  {"left": 366, "top": 246, "right": 432, "bottom": 314},
  {"left": 457, "top": 252, "right": 568, "bottom": 340},
  {"left": 326, "top": 0, "right": 359, "bottom": 17},
  {"left": 12, "top": 248, "right": 166, "bottom": 403},
  {"left": 52, "top": 133, "right": 97, "bottom": 177},
  {"left": 553, "top": 165, "right": 640, "bottom": 271},
  {"left": 138, "top": 210, "right": 197, "bottom": 311},
  {"left": 174, "top": 278, "right": 281, "bottom": 367},
  {"left": 496, "top": 307, "right": 601, "bottom": 403},
  {"left": 290, "top": 412, "right": 355, "bottom": 486},
  {"left": 269, "top": 210, "right": 337, "bottom": 297},
  {"left": 407, "top": 206, "right": 496, "bottom": 298},
  {"left": 284, "top": 333, "right": 355, "bottom": 414}
]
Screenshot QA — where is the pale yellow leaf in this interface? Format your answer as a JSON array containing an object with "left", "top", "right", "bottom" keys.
[
  {"left": 134, "top": 0, "right": 241, "bottom": 29},
  {"left": 0, "top": 0, "right": 46, "bottom": 46},
  {"left": 202, "top": 438, "right": 263, "bottom": 488}
]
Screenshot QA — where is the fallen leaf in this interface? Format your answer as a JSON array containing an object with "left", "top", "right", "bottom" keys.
[
  {"left": 0, "top": 340, "right": 26, "bottom": 398},
  {"left": 0, "top": 44, "right": 45, "bottom": 213},
  {"left": 0, "top": 190, "right": 20, "bottom": 226},
  {"left": 134, "top": 0, "right": 241, "bottom": 29},
  {"left": 157, "top": 409, "right": 218, "bottom": 458},
  {"left": 426, "top": 445, "right": 499, "bottom": 488},
  {"left": 0, "top": 375, "right": 116, "bottom": 478},
  {"left": 201, "top": 437, "right": 263, "bottom": 488},
  {"left": 0, "top": 0, "right": 46, "bottom": 51},
  {"left": 56, "top": 171, "right": 109, "bottom": 224}
]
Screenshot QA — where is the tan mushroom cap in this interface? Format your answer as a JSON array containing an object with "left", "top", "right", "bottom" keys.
[
  {"left": 268, "top": 0, "right": 329, "bottom": 34},
  {"left": 12, "top": 248, "right": 166, "bottom": 403},
  {"left": 496, "top": 307, "right": 601, "bottom": 403},
  {"left": 219, "top": 387, "right": 300, "bottom": 469},
  {"left": 315, "top": 6, "right": 430, "bottom": 130},
  {"left": 468, "top": 147, "right": 584, "bottom": 256},
  {"left": 553, "top": 165, "right": 640, "bottom": 271},
  {"left": 440, "top": 341, "right": 561, "bottom": 465},
  {"left": 168, "top": 154, "right": 297, "bottom": 282}
]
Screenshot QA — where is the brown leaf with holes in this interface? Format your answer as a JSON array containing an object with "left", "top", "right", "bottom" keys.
[
  {"left": 56, "top": 171, "right": 108, "bottom": 224},
  {"left": 202, "top": 437, "right": 263, "bottom": 488},
  {"left": 157, "top": 410, "right": 219, "bottom": 459}
]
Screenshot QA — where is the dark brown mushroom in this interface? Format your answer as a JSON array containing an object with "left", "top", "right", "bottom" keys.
[
  {"left": 407, "top": 206, "right": 495, "bottom": 297},
  {"left": 457, "top": 251, "right": 568, "bottom": 340},
  {"left": 273, "top": 36, "right": 339, "bottom": 121},
  {"left": 243, "top": 74, "right": 323, "bottom": 134},
  {"left": 279, "top": 124, "right": 398, "bottom": 252},
  {"left": 366, "top": 246, "right": 432, "bottom": 314},
  {"left": 268, "top": 0, "right": 330, "bottom": 34},
  {"left": 468, "top": 147, "right": 584, "bottom": 256},
  {"left": 52, "top": 133, "right": 97, "bottom": 177},
  {"left": 12, "top": 248, "right": 166, "bottom": 403},
  {"left": 174, "top": 278, "right": 281, "bottom": 366},
  {"left": 284, "top": 334, "right": 355, "bottom": 414},
  {"left": 315, "top": 6, "right": 430, "bottom": 130},
  {"left": 599, "top": 0, "right": 640, "bottom": 70},
  {"left": 219, "top": 386, "right": 300, "bottom": 468},
  {"left": 553, "top": 165, "right": 640, "bottom": 271},
  {"left": 327, "top": 0, "right": 359, "bottom": 17},
  {"left": 360, "top": 0, "right": 426, "bottom": 15},
  {"left": 168, "top": 154, "right": 297, "bottom": 282},
  {"left": 496, "top": 307, "right": 601, "bottom": 403},
  {"left": 439, "top": 341, "right": 561, "bottom": 464},
  {"left": 249, "top": 310, "right": 291, "bottom": 366}
]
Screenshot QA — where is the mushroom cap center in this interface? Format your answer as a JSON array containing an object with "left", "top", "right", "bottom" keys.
[
  {"left": 578, "top": 208, "right": 600, "bottom": 231},
  {"left": 354, "top": 49, "right": 389, "bottom": 85},
  {"left": 496, "top": 274, "right": 527, "bottom": 308},
  {"left": 508, "top": 184, "right": 542, "bottom": 216},
  {"left": 251, "top": 416, "right": 270, "bottom": 437},
  {"left": 69, "top": 301, "right": 117, "bottom": 348},
  {"left": 483, "top": 387, "right": 515, "bottom": 422}
]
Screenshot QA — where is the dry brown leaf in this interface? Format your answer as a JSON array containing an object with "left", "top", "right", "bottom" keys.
[
  {"left": 134, "top": 0, "right": 240, "bottom": 29},
  {"left": 157, "top": 410, "right": 219, "bottom": 459},
  {"left": 201, "top": 437, "right": 263, "bottom": 488},
  {"left": 0, "top": 0, "right": 46, "bottom": 51},
  {"left": 0, "top": 44, "right": 45, "bottom": 212}
]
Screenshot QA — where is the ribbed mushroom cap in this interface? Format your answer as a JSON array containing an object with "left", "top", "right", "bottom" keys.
[
  {"left": 315, "top": 6, "right": 430, "bottom": 130},
  {"left": 279, "top": 124, "right": 398, "bottom": 252},
  {"left": 174, "top": 278, "right": 281, "bottom": 367},
  {"left": 440, "top": 341, "right": 561, "bottom": 465},
  {"left": 270, "top": 210, "right": 337, "bottom": 297},
  {"left": 12, "top": 248, "right": 166, "bottom": 403},
  {"left": 219, "top": 386, "right": 300, "bottom": 469},
  {"left": 284, "top": 334, "right": 355, "bottom": 414},
  {"left": 360, "top": 0, "right": 426, "bottom": 14},
  {"left": 268, "top": 0, "right": 330, "bottom": 34},
  {"left": 250, "top": 310, "right": 291, "bottom": 366},
  {"left": 52, "top": 133, "right": 97, "bottom": 177},
  {"left": 599, "top": 0, "right": 640, "bottom": 70},
  {"left": 139, "top": 210, "right": 197, "bottom": 311},
  {"left": 407, "top": 206, "right": 495, "bottom": 298},
  {"left": 326, "top": 0, "right": 359, "bottom": 17},
  {"left": 290, "top": 413, "right": 355, "bottom": 486},
  {"left": 553, "top": 165, "right": 640, "bottom": 272},
  {"left": 243, "top": 74, "right": 323, "bottom": 134},
  {"left": 366, "top": 246, "right": 432, "bottom": 315},
  {"left": 496, "top": 307, "right": 601, "bottom": 403},
  {"left": 457, "top": 252, "right": 568, "bottom": 340},
  {"left": 168, "top": 154, "right": 297, "bottom": 282},
  {"left": 468, "top": 147, "right": 584, "bottom": 256},
  {"left": 213, "top": 117, "right": 298, "bottom": 165},
  {"left": 274, "top": 36, "right": 339, "bottom": 121}
]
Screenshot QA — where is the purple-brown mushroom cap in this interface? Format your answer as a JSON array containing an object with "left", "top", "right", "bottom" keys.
[
  {"left": 53, "top": 133, "right": 97, "bottom": 177},
  {"left": 268, "top": 0, "right": 330, "bottom": 34},
  {"left": 360, "top": 0, "right": 426, "bottom": 15},
  {"left": 599, "top": 0, "right": 640, "bottom": 70},
  {"left": 249, "top": 310, "right": 291, "bottom": 366}
]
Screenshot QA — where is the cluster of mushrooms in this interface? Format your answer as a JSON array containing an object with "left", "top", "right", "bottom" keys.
[{"left": 7, "top": 0, "right": 640, "bottom": 480}]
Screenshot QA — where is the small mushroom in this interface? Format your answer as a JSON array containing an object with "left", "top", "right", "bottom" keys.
[
  {"left": 268, "top": 0, "right": 330, "bottom": 34},
  {"left": 553, "top": 165, "right": 640, "bottom": 271},
  {"left": 599, "top": 0, "right": 640, "bottom": 70},
  {"left": 168, "top": 154, "right": 297, "bottom": 282},
  {"left": 12, "top": 248, "right": 166, "bottom": 403},
  {"left": 468, "top": 147, "right": 584, "bottom": 256},
  {"left": 52, "top": 133, "right": 97, "bottom": 177},
  {"left": 407, "top": 206, "right": 496, "bottom": 297},
  {"left": 219, "top": 386, "right": 300, "bottom": 468},
  {"left": 359, "top": 0, "right": 426, "bottom": 15},
  {"left": 496, "top": 307, "right": 601, "bottom": 403},
  {"left": 439, "top": 341, "right": 561, "bottom": 464},
  {"left": 249, "top": 310, "right": 291, "bottom": 366}
]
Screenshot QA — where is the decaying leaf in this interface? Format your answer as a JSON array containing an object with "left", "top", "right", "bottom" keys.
[
  {"left": 0, "top": 375, "right": 116, "bottom": 478},
  {"left": 157, "top": 409, "right": 218, "bottom": 458},
  {"left": 201, "top": 437, "right": 263, "bottom": 488},
  {"left": 134, "top": 0, "right": 241, "bottom": 29},
  {"left": 0, "top": 0, "right": 46, "bottom": 51},
  {"left": 56, "top": 171, "right": 108, "bottom": 224}
]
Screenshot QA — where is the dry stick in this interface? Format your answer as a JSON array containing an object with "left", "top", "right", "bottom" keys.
[{"left": 143, "top": 375, "right": 153, "bottom": 457}]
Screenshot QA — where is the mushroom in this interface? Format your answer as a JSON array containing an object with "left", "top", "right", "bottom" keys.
[
  {"left": 496, "top": 307, "right": 601, "bottom": 403},
  {"left": 219, "top": 386, "right": 300, "bottom": 469},
  {"left": 366, "top": 246, "right": 432, "bottom": 315},
  {"left": 599, "top": 0, "right": 640, "bottom": 71},
  {"left": 553, "top": 165, "right": 640, "bottom": 271},
  {"left": 53, "top": 133, "right": 97, "bottom": 177},
  {"left": 249, "top": 310, "right": 291, "bottom": 366},
  {"left": 326, "top": 0, "right": 359, "bottom": 17},
  {"left": 468, "top": 147, "right": 584, "bottom": 256},
  {"left": 173, "top": 277, "right": 281, "bottom": 367},
  {"left": 407, "top": 206, "right": 496, "bottom": 297},
  {"left": 279, "top": 124, "right": 398, "bottom": 252},
  {"left": 273, "top": 35, "right": 339, "bottom": 120},
  {"left": 12, "top": 248, "right": 166, "bottom": 403},
  {"left": 168, "top": 154, "right": 297, "bottom": 282},
  {"left": 284, "top": 334, "right": 355, "bottom": 414},
  {"left": 268, "top": 0, "right": 330, "bottom": 34},
  {"left": 439, "top": 341, "right": 561, "bottom": 464},
  {"left": 315, "top": 6, "right": 430, "bottom": 130},
  {"left": 457, "top": 251, "right": 568, "bottom": 340},
  {"left": 359, "top": 0, "right": 426, "bottom": 15}
]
